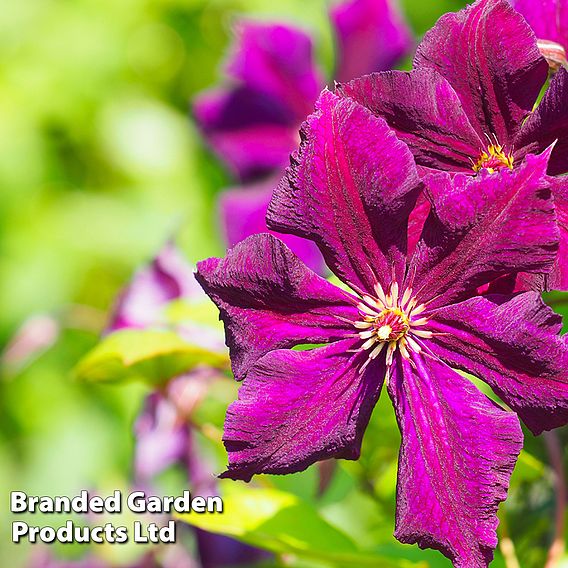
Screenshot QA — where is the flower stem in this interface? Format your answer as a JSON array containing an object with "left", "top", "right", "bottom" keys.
[
  {"left": 544, "top": 431, "right": 566, "bottom": 568},
  {"left": 546, "top": 296, "right": 568, "bottom": 308}
]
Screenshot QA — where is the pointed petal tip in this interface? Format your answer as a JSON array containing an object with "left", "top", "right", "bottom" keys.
[{"left": 218, "top": 468, "right": 253, "bottom": 482}]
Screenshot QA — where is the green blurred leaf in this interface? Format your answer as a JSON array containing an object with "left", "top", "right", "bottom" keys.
[
  {"left": 74, "top": 329, "right": 227, "bottom": 385},
  {"left": 166, "top": 297, "right": 222, "bottom": 330},
  {"left": 177, "top": 485, "right": 425, "bottom": 568}
]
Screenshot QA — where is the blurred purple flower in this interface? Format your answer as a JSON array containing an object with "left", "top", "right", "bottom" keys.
[
  {"left": 135, "top": 376, "right": 196, "bottom": 482},
  {"left": 196, "top": 90, "right": 568, "bottom": 567},
  {"left": 28, "top": 550, "right": 160, "bottom": 568},
  {"left": 337, "top": 0, "right": 568, "bottom": 290},
  {"left": 107, "top": 242, "right": 199, "bottom": 333},
  {"left": 109, "top": 244, "right": 265, "bottom": 568},
  {"left": 510, "top": 0, "right": 568, "bottom": 69},
  {"left": 331, "top": 0, "right": 414, "bottom": 82},
  {"left": 193, "top": 0, "right": 412, "bottom": 270},
  {"left": 2, "top": 314, "right": 60, "bottom": 374},
  {"left": 134, "top": 373, "right": 267, "bottom": 568},
  {"left": 218, "top": 176, "right": 324, "bottom": 273}
]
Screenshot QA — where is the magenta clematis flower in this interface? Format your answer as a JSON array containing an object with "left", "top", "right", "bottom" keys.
[
  {"left": 510, "top": 0, "right": 568, "bottom": 69},
  {"left": 196, "top": 90, "right": 568, "bottom": 567},
  {"left": 337, "top": 0, "right": 568, "bottom": 289},
  {"left": 193, "top": 0, "right": 412, "bottom": 269}
]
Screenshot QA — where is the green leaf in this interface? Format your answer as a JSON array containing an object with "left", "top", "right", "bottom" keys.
[
  {"left": 165, "top": 297, "right": 223, "bottom": 330},
  {"left": 176, "top": 485, "right": 425, "bottom": 568},
  {"left": 74, "top": 329, "right": 228, "bottom": 385}
]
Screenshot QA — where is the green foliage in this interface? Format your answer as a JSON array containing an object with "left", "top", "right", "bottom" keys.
[
  {"left": 177, "top": 485, "right": 425, "bottom": 568},
  {"left": 75, "top": 329, "right": 228, "bottom": 385}
]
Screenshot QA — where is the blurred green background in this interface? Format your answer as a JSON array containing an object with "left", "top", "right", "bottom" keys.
[{"left": 1, "top": 0, "right": 566, "bottom": 567}]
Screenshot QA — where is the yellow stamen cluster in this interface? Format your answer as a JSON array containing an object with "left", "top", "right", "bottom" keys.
[
  {"left": 353, "top": 281, "right": 432, "bottom": 375},
  {"left": 472, "top": 141, "right": 514, "bottom": 174}
]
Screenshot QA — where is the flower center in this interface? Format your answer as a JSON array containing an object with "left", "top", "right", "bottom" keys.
[
  {"left": 373, "top": 308, "right": 409, "bottom": 342},
  {"left": 472, "top": 139, "right": 513, "bottom": 174},
  {"left": 352, "top": 281, "right": 432, "bottom": 374}
]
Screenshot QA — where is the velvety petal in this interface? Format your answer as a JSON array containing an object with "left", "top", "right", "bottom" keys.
[
  {"left": 221, "top": 339, "right": 385, "bottom": 481},
  {"left": 195, "top": 233, "right": 356, "bottom": 380},
  {"left": 226, "top": 21, "right": 322, "bottom": 120},
  {"left": 389, "top": 355, "right": 522, "bottom": 567},
  {"left": 331, "top": 0, "right": 413, "bottom": 82},
  {"left": 550, "top": 175, "right": 568, "bottom": 290},
  {"left": 268, "top": 89, "right": 421, "bottom": 293},
  {"left": 510, "top": 0, "right": 568, "bottom": 48},
  {"left": 219, "top": 180, "right": 324, "bottom": 274},
  {"left": 107, "top": 242, "right": 198, "bottom": 333},
  {"left": 410, "top": 151, "right": 559, "bottom": 307},
  {"left": 414, "top": 0, "right": 548, "bottom": 144},
  {"left": 428, "top": 292, "right": 568, "bottom": 434},
  {"left": 193, "top": 87, "right": 298, "bottom": 181},
  {"left": 514, "top": 68, "right": 568, "bottom": 176},
  {"left": 337, "top": 69, "right": 483, "bottom": 172},
  {"left": 407, "top": 190, "right": 430, "bottom": 257}
]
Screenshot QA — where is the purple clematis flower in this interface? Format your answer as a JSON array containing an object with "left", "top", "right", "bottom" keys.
[
  {"left": 193, "top": 0, "right": 412, "bottom": 270},
  {"left": 196, "top": 90, "right": 568, "bottom": 567},
  {"left": 510, "top": 0, "right": 568, "bottom": 69},
  {"left": 336, "top": 0, "right": 568, "bottom": 290}
]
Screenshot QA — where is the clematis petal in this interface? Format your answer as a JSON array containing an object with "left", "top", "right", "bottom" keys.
[
  {"left": 428, "top": 292, "right": 568, "bottom": 435},
  {"left": 195, "top": 233, "right": 356, "bottom": 381},
  {"left": 221, "top": 339, "right": 385, "bottom": 481},
  {"left": 107, "top": 242, "right": 198, "bottom": 333},
  {"left": 410, "top": 151, "right": 559, "bottom": 307},
  {"left": 337, "top": 68, "right": 483, "bottom": 173},
  {"left": 549, "top": 176, "right": 568, "bottom": 290},
  {"left": 226, "top": 21, "right": 322, "bottom": 121},
  {"left": 219, "top": 180, "right": 324, "bottom": 273},
  {"left": 514, "top": 68, "right": 568, "bottom": 176},
  {"left": 510, "top": 0, "right": 568, "bottom": 51},
  {"left": 414, "top": 0, "right": 548, "bottom": 144},
  {"left": 330, "top": 0, "right": 413, "bottom": 82},
  {"left": 193, "top": 86, "right": 299, "bottom": 181},
  {"left": 268, "top": 89, "right": 421, "bottom": 292},
  {"left": 389, "top": 355, "right": 522, "bottom": 567}
]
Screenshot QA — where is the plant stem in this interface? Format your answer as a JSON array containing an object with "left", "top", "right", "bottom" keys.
[{"left": 546, "top": 296, "right": 568, "bottom": 308}]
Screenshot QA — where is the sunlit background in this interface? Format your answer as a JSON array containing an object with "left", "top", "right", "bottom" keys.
[{"left": 2, "top": 0, "right": 566, "bottom": 567}]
